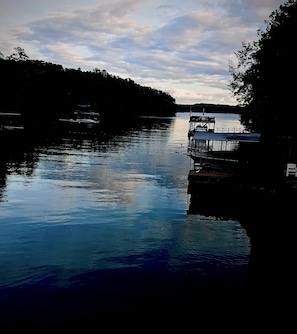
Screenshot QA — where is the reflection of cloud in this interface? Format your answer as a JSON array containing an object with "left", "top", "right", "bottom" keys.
[
  {"left": 33, "top": 124, "right": 188, "bottom": 220},
  {"left": 90, "top": 168, "right": 148, "bottom": 206},
  {"left": 1, "top": 114, "right": 242, "bottom": 224}
]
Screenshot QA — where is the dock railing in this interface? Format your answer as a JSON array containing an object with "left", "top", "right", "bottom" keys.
[{"left": 214, "top": 128, "right": 247, "bottom": 133}]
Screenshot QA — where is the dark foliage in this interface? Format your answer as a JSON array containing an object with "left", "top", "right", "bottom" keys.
[
  {"left": 177, "top": 103, "right": 242, "bottom": 114},
  {"left": 229, "top": 0, "right": 297, "bottom": 137},
  {"left": 0, "top": 57, "right": 177, "bottom": 127}
]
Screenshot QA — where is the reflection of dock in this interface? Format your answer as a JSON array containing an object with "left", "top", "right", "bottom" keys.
[{"left": 187, "top": 167, "right": 240, "bottom": 218}]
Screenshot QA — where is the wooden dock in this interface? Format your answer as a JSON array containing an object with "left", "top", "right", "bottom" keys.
[{"left": 188, "top": 168, "right": 233, "bottom": 184}]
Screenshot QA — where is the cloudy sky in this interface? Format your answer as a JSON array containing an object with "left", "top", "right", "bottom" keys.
[{"left": 0, "top": 0, "right": 286, "bottom": 105}]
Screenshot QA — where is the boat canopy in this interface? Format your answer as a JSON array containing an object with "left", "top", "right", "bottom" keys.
[
  {"left": 192, "top": 131, "right": 261, "bottom": 142},
  {"left": 189, "top": 116, "right": 215, "bottom": 123},
  {"left": 77, "top": 104, "right": 91, "bottom": 108}
]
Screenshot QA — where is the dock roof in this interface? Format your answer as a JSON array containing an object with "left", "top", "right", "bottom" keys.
[{"left": 192, "top": 131, "right": 261, "bottom": 142}]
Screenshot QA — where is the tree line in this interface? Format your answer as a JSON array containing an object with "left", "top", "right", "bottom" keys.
[
  {"left": 0, "top": 49, "right": 177, "bottom": 127},
  {"left": 229, "top": 0, "right": 297, "bottom": 138},
  {"left": 177, "top": 103, "right": 242, "bottom": 114},
  {"left": 228, "top": 0, "right": 297, "bottom": 182},
  {"left": 1, "top": 1, "right": 296, "bottom": 137}
]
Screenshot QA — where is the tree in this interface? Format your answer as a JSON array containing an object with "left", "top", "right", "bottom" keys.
[
  {"left": 7, "top": 47, "right": 29, "bottom": 61},
  {"left": 229, "top": 0, "right": 297, "bottom": 136}
]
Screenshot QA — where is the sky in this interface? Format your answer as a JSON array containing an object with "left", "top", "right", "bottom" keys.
[{"left": 0, "top": 0, "right": 286, "bottom": 105}]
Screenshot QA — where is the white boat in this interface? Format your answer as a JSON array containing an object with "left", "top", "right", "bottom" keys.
[
  {"left": 58, "top": 116, "right": 100, "bottom": 126},
  {"left": 0, "top": 112, "right": 25, "bottom": 132},
  {"left": 58, "top": 104, "right": 100, "bottom": 129},
  {"left": 188, "top": 115, "right": 215, "bottom": 138},
  {"left": 187, "top": 112, "right": 261, "bottom": 183}
]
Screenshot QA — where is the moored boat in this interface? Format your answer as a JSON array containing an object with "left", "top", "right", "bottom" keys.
[
  {"left": 0, "top": 112, "right": 25, "bottom": 133},
  {"left": 188, "top": 115, "right": 215, "bottom": 138},
  {"left": 58, "top": 103, "right": 100, "bottom": 129},
  {"left": 187, "top": 112, "right": 261, "bottom": 185}
]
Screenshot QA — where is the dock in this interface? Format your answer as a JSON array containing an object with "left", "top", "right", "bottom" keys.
[
  {"left": 187, "top": 114, "right": 261, "bottom": 185},
  {"left": 188, "top": 169, "right": 233, "bottom": 183}
]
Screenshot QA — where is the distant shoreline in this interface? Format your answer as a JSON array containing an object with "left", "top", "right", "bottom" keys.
[{"left": 177, "top": 103, "right": 242, "bottom": 114}]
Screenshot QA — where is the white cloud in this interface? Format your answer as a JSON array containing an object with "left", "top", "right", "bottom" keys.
[{"left": 0, "top": 0, "right": 286, "bottom": 105}]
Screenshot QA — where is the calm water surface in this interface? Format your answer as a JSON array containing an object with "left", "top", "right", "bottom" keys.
[{"left": 0, "top": 113, "right": 250, "bottom": 325}]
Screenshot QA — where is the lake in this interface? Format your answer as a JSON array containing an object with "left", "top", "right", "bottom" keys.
[{"left": 0, "top": 112, "right": 285, "bottom": 328}]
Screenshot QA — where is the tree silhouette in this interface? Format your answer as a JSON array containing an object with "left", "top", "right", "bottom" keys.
[
  {"left": 229, "top": 0, "right": 297, "bottom": 137},
  {"left": 0, "top": 52, "right": 177, "bottom": 124},
  {"left": 6, "top": 47, "right": 29, "bottom": 61}
]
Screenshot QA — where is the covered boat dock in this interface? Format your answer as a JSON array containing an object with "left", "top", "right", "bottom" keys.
[{"left": 191, "top": 131, "right": 261, "bottom": 143}]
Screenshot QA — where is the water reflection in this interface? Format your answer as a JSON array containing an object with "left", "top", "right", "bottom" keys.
[
  {"left": 0, "top": 114, "right": 255, "bottom": 327},
  {"left": 0, "top": 138, "right": 39, "bottom": 202},
  {"left": 187, "top": 167, "right": 296, "bottom": 306}
]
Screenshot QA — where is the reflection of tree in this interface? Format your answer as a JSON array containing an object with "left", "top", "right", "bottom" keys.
[
  {"left": 187, "top": 179, "right": 296, "bottom": 304},
  {"left": 0, "top": 137, "right": 40, "bottom": 202},
  {"left": 240, "top": 188, "right": 295, "bottom": 310},
  {"left": 0, "top": 115, "right": 174, "bottom": 204},
  {"left": 0, "top": 161, "right": 7, "bottom": 202},
  {"left": 5, "top": 151, "right": 38, "bottom": 177}
]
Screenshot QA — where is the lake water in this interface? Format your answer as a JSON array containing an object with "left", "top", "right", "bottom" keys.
[{"left": 0, "top": 112, "right": 252, "bottom": 327}]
